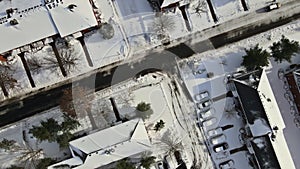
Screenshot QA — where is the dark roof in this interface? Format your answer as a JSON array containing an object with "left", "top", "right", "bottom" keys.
[
  {"left": 176, "top": 162, "right": 187, "bottom": 169},
  {"left": 251, "top": 135, "right": 281, "bottom": 169},
  {"left": 233, "top": 81, "right": 268, "bottom": 124}
]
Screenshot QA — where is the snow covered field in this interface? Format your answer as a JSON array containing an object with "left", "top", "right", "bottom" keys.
[{"left": 179, "top": 18, "right": 300, "bottom": 168}]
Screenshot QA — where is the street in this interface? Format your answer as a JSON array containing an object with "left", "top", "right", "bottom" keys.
[{"left": 0, "top": 1, "right": 300, "bottom": 127}]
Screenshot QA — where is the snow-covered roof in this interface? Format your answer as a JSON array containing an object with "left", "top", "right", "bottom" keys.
[
  {"left": 49, "top": 119, "right": 151, "bottom": 169},
  {"left": 48, "top": 156, "right": 83, "bottom": 168},
  {"left": 233, "top": 69, "right": 295, "bottom": 169},
  {"left": 161, "top": 0, "right": 181, "bottom": 8},
  {"left": 257, "top": 70, "right": 295, "bottom": 169},
  {"left": 0, "top": 6, "right": 57, "bottom": 54},
  {"left": 0, "top": 0, "right": 97, "bottom": 54},
  {"left": 257, "top": 69, "right": 285, "bottom": 130},
  {"left": 46, "top": 0, "right": 98, "bottom": 37},
  {"left": 249, "top": 118, "right": 271, "bottom": 137}
]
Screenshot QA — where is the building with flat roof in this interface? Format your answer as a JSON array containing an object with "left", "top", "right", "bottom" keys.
[
  {"left": 48, "top": 118, "right": 151, "bottom": 169},
  {"left": 0, "top": 0, "right": 98, "bottom": 55},
  {"left": 229, "top": 69, "right": 295, "bottom": 169}
]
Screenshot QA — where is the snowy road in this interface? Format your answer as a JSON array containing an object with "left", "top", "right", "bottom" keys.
[{"left": 1, "top": 1, "right": 300, "bottom": 127}]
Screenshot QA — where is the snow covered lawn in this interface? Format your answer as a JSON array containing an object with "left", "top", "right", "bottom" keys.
[
  {"left": 85, "top": 0, "right": 128, "bottom": 67},
  {"left": 2, "top": 56, "right": 31, "bottom": 101},
  {"left": 211, "top": 0, "right": 243, "bottom": 22},
  {"left": 25, "top": 45, "right": 63, "bottom": 88}
]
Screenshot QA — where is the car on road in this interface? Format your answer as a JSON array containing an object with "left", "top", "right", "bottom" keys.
[
  {"left": 197, "top": 99, "right": 212, "bottom": 111},
  {"left": 219, "top": 160, "right": 234, "bottom": 169},
  {"left": 195, "top": 91, "right": 209, "bottom": 101},
  {"left": 213, "top": 142, "right": 229, "bottom": 153},
  {"left": 266, "top": 3, "right": 281, "bottom": 12},
  {"left": 207, "top": 127, "right": 223, "bottom": 137},
  {"left": 202, "top": 117, "right": 217, "bottom": 127},
  {"left": 211, "top": 134, "right": 226, "bottom": 145}
]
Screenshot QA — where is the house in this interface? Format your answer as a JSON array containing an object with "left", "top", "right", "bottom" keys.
[
  {"left": 228, "top": 69, "right": 295, "bottom": 169},
  {"left": 0, "top": 0, "right": 98, "bottom": 56},
  {"left": 48, "top": 118, "right": 151, "bottom": 169},
  {"left": 147, "top": 0, "right": 188, "bottom": 12}
]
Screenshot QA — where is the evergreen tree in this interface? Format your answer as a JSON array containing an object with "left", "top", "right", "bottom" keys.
[
  {"left": 136, "top": 102, "right": 151, "bottom": 112},
  {"left": 136, "top": 102, "right": 153, "bottom": 120},
  {"left": 56, "top": 132, "right": 74, "bottom": 148},
  {"left": 116, "top": 159, "right": 135, "bottom": 169},
  {"left": 241, "top": 44, "right": 270, "bottom": 71},
  {"left": 154, "top": 120, "right": 165, "bottom": 132},
  {"left": 0, "top": 138, "right": 17, "bottom": 151},
  {"left": 140, "top": 156, "right": 156, "bottom": 169},
  {"left": 5, "top": 165, "right": 23, "bottom": 169},
  {"left": 29, "top": 118, "right": 60, "bottom": 142},
  {"left": 29, "top": 117, "right": 79, "bottom": 146},
  {"left": 36, "top": 158, "right": 57, "bottom": 169},
  {"left": 60, "top": 115, "right": 80, "bottom": 132},
  {"left": 270, "top": 35, "right": 300, "bottom": 63}
]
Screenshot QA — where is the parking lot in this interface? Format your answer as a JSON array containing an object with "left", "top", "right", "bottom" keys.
[{"left": 179, "top": 57, "right": 254, "bottom": 169}]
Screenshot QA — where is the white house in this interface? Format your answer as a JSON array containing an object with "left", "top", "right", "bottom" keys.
[
  {"left": 0, "top": 0, "right": 98, "bottom": 55},
  {"left": 48, "top": 118, "right": 151, "bottom": 169}
]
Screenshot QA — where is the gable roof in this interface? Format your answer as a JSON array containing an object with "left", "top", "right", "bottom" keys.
[
  {"left": 0, "top": 0, "right": 97, "bottom": 54},
  {"left": 49, "top": 119, "right": 151, "bottom": 169},
  {"left": 232, "top": 69, "right": 295, "bottom": 169}
]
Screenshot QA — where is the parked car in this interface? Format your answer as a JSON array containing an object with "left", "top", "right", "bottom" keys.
[
  {"left": 193, "top": 69, "right": 206, "bottom": 75},
  {"left": 195, "top": 91, "right": 209, "bottom": 101},
  {"left": 199, "top": 110, "right": 213, "bottom": 119},
  {"left": 219, "top": 160, "right": 234, "bottom": 169},
  {"left": 202, "top": 117, "right": 217, "bottom": 127},
  {"left": 207, "top": 127, "right": 223, "bottom": 137},
  {"left": 197, "top": 99, "right": 212, "bottom": 111},
  {"left": 213, "top": 142, "right": 229, "bottom": 153},
  {"left": 211, "top": 134, "right": 226, "bottom": 145},
  {"left": 266, "top": 3, "right": 281, "bottom": 12}
]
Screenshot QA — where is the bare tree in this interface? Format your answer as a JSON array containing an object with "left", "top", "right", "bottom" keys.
[
  {"left": 0, "top": 65, "right": 17, "bottom": 96},
  {"left": 152, "top": 13, "right": 175, "bottom": 40},
  {"left": 18, "top": 148, "right": 43, "bottom": 169},
  {"left": 160, "top": 129, "right": 183, "bottom": 156},
  {"left": 27, "top": 57, "right": 43, "bottom": 74},
  {"left": 59, "top": 86, "right": 94, "bottom": 118},
  {"left": 191, "top": 0, "right": 207, "bottom": 16},
  {"left": 44, "top": 47, "right": 79, "bottom": 74}
]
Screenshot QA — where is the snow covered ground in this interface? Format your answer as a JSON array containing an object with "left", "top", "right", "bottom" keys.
[
  {"left": 84, "top": 0, "right": 128, "bottom": 67},
  {"left": 1, "top": 0, "right": 299, "bottom": 103},
  {"left": 25, "top": 45, "right": 64, "bottom": 87},
  {"left": 178, "top": 18, "right": 300, "bottom": 168},
  {"left": 0, "top": 72, "right": 211, "bottom": 168},
  {"left": 1, "top": 55, "right": 32, "bottom": 101}
]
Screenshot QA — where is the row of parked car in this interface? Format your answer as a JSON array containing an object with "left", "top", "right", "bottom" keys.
[
  {"left": 194, "top": 91, "right": 235, "bottom": 169},
  {"left": 208, "top": 127, "right": 235, "bottom": 169}
]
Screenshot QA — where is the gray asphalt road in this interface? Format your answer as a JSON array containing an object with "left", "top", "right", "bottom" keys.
[{"left": 1, "top": 4, "right": 300, "bottom": 127}]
